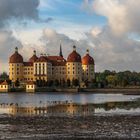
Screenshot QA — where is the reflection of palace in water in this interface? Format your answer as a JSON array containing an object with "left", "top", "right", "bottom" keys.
[
  {"left": 0, "top": 103, "right": 95, "bottom": 116},
  {"left": 10, "top": 104, "right": 95, "bottom": 116},
  {"left": 1, "top": 103, "right": 95, "bottom": 116}
]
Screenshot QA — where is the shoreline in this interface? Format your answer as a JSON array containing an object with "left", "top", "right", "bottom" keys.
[
  {"left": 0, "top": 114, "right": 140, "bottom": 139},
  {"left": 3, "top": 88, "right": 140, "bottom": 95}
]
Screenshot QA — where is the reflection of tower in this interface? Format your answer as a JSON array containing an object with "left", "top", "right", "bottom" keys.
[{"left": 9, "top": 106, "right": 35, "bottom": 116}]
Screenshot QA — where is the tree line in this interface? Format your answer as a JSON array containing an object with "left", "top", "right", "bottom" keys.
[
  {"left": 96, "top": 70, "right": 140, "bottom": 88},
  {"left": 1, "top": 70, "right": 140, "bottom": 88}
]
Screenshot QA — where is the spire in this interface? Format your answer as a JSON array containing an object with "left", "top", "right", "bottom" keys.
[
  {"left": 33, "top": 50, "right": 36, "bottom": 55},
  {"left": 73, "top": 45, "right": 76, "bottom": 51},
  {"left": 59, "top": 42, "right": 63, "bottom": 57},
  {"left": 86, "top": 49, "right": 89, "bottom": 54},
  {"left": 15, "top": 47, "right": 18, "bottom": 53}
]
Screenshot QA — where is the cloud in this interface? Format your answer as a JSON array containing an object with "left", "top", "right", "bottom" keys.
[
  {"left": 80, "top": 0, "right": 140, "bottom": 71},
  {"left": 93, "top": 0, "right": 140, "bottom": 36},
  {"left": 0, "top": 30, "right": 23, "bottom": 72},
  {"left": 0, "top": 0, "right": 40, "bottom": 27},
  {"left": 85, "top": 26, "right": 140, "bottom": 72}
]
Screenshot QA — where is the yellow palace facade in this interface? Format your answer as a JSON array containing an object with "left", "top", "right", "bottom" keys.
[{"left": 9, "top": 45, "right": 95, "bottom": 85}]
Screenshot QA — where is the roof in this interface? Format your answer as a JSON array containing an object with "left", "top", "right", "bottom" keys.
[
  {"left": 26, "top": 81, "right": 36, "bottom": 85},
  {"left": 36, "top": 56, "right": 50, "bottom": 62},
  {"left": 9, "top": 52, "right": 23, "bottom": 63},
  {"left": 48, "top": 56, "right": 66, "bottom": 66},
  {"left": 67, "top": 50, "right": 81, "bottom": 63},
  {"left": 82, "top": 54, "right": 94, "bottom": 65},
  {"left": 29, "top": 55, "right": 38, "bottom": 63},
  {"left": 0, "top": 81, "right": 9, "bottom": 85},
  {"left": 24, "top": 62, "right": 33, "bottom": 66}
]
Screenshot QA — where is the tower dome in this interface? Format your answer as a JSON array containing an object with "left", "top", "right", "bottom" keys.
[
  {"left": 82, "top": 49, "right": 94, "bottom": 65},
  {"left": 29, "top": 50, "right": 38, "bottom": 62},
  {"left": 67, "top": 46, "right": 81, "bottom": 62},
  {"left": 9, "top": 47, "right": 23, "bottom": 63}
]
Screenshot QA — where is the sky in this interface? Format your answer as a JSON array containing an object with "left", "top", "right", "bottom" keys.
[{"left": 0, "top": 0, "right": 140, "bottom": 72}]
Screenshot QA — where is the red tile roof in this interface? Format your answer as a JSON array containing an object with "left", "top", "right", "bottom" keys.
[
  {"left": 0, "top": 81, "right": 9, "bottom": 85},
  {"left": 24, "top": 62, "right": 33, "bottom": 66},
  {"left": 48, "top": 56, "right": 66, "bottom": 66},
  {"left": 9, "top": 52, "right": 23, "bottom": 63},
  {"left": 67, "top": 50, "right": 81, "bottom": 63},
  {"left": 26, "top": 81, "right": 36, "bottom": 85},
  {"left": 36, "top": 56, "right": 50, "bottom": 62},
  {"left": 29, "top": 55, "right": 38, "bottom": 63},
  {"left": 82, "top": 54, "right": 94, "bottom": 65}
]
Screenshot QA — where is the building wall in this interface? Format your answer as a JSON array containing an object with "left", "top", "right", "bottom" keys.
[
  {"left": 66, "top": 62, "right": 82, "bottom": 82},
  {"left": 0, "top": 85, "right": 9, "bottom": 92},
  {"left": 52, "top": 66, "right": 66, "bottom": 81},
  {"left": 23, "top": 66, "right": 34, "bottom": 82},
  {"left": 9, "top": 63, "right": 24, "bottom": 82},
  {"left": 82, "top": 64, "right": 95, "bottom": 82},
  {"left": 9, "top": 59, "right": 95, "bottom": 84},
  {"left": 26, "top": 84, "right": 36, "bottom": 92},
  {"left": 33, "top": 62, "right": 52, "bottom": 81}
]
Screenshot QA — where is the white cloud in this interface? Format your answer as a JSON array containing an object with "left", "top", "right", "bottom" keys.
[
  {"left": 93, "top": 0, "right": 140, "bottom": 36},
  {"left": 0, "top": 30, "right": 23, "bottom": 73}
]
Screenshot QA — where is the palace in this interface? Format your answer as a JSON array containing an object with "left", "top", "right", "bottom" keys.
[{"left": 9, "top": 45, "right": 95, "bottom": 86}]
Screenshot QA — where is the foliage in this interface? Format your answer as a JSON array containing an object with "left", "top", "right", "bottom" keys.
[
  {"left": 15, "top": 79, "right": 20, "bottom": 87},
  {"left": 72, "top": 79, "right": 79, "bottom": 87},
  {"left": 0, "top": 72, "right": 9, "bottom": 80},
  {"left": 67, "top": 79, "right": 71, "bottom": 87},
  {"left": 54, "top": 79, "right": 59, "bottom": 87},
  {"left": 95, "top": 70, "right": 140, "bottom": 88}
]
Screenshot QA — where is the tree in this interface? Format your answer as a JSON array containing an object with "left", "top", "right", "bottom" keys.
[
  {"left": 0, "top": 72, "right": 9, "bottom": 81},
  {"left": 106, "top": 75, "right": 117, "bottom": 87},
  {"left": 72, "top": 79, "right": 79, "bottom": 87},
  {"left": 15, "top": 80, "right": 20, "bottom": 87},
  {"left": 67, "top": 79, "right": 71, "bottom": 87},
  {"left": 48, "top": 80, "right": 54, "bottom": 87},
  {"left": 62, "top": 79, "right": 66, "bottom": 87},
  {"left": 54, "top": 79, "right": 59, "bottom": 87}
]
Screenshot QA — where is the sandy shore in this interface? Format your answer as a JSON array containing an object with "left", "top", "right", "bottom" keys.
[{"left": 0, "top": 115, "right": 140, "bottom": 140}]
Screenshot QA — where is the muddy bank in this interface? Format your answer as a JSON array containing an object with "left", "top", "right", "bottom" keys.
[
  {"left": 79, "top": 88, "right": 140, "bottom": 94},
  {"left": 0, "top": 115, "right": 140, "bottom": 139}
]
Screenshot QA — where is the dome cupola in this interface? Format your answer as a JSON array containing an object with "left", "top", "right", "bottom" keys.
[
  {"left": 29, "top": 50, "right": 38, "bottom": 63},
  {"left": 82, "top": 49, "right": 94, "bottom": 65},
  {"left": 67, "top": 46, "right": 81, "bottom": 62},
  {"left": 9, "top": 47, "right": 23, "bottom": 63}
]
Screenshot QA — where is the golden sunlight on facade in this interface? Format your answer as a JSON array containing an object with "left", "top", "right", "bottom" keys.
[{"left": 9, "top": 45, "right": 95, "bottom": 85}]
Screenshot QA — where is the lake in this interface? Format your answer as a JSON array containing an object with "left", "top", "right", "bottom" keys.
[{"left": 0, "top": 92, "right": 140, "bottom": 116}]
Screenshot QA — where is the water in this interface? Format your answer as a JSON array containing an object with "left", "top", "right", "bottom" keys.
[{"left": 0, "top": 92, "right": 140, "bottom": 116}]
